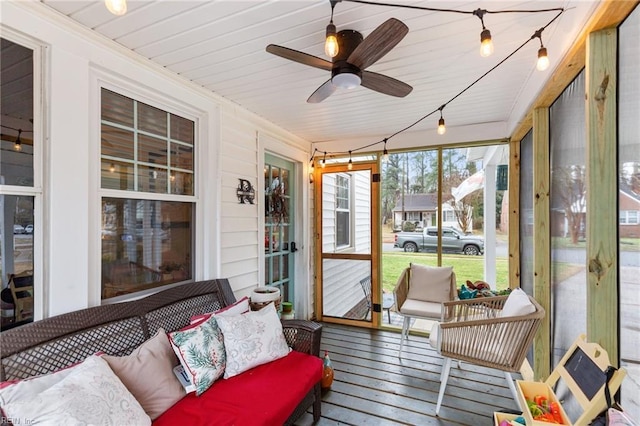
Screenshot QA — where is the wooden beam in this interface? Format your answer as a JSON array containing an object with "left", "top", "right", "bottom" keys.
[
  {"left": 508, "top": 139, "right": 521, "bottom": 289},
  {"left": 585, "top": 27, "right": 619, "bottom": 364},
  {"left": 532, "top": 107, "right": 551, "bottom": 381},
  {"left": 511, "top": 0, "right": 639, "bottom": 143}
]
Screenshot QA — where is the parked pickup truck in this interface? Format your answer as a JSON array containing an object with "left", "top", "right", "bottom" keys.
[{"left": 393, "top": 226, "right": 484, "bottom": 255}]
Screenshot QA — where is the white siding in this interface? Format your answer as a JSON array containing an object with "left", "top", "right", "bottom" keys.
[{"left": 1, "top": 2, "right": 313, "bottom": 317}]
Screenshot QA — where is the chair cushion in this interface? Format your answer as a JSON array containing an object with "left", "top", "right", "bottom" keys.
[
  {"left": 399, "top": 298, "right": 442, "bottom": 318},
  {"left": 152, "top": 350, "right": 322, "bottom": 426},
  {"left": 429, "top": 322, "right": 440, "bottom": 349},
  {"left": 501, "top": 288, "right": 536, "bottom": 317},
  {"left": 407, "top": 264, "right": 453, "bottom": 303}
]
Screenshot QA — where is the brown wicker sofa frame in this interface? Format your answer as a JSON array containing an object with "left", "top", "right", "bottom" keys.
[{"left": 0, "top": 279, "right": 322, "bottom": 424}]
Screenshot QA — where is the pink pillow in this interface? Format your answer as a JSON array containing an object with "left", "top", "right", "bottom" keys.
[{"left": 189, "top": 296, "right": 250, "bottom": 324}]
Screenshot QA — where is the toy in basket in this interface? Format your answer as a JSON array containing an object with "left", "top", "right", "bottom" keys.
[{"left": 250, "top": 286, "right": 281, "bottom": 311}]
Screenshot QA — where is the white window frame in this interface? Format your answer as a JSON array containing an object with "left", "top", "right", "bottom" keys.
[
  {"left": 89, "top": 70, "right": 205, "bottom": 305},
  {"left": 335, "top": 173, "right": 352, "bottom": 250},
  {"left": 619, "top": 210, "right": 639, "bottom": 225},
  {"left": 0, "top": 30, "right": 46, "bottom": 321}
]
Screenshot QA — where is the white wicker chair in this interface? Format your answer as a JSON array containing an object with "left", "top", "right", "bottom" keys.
[
  {"left": 430, "top": 294, "right": 545, "bottom": 416},
  {"left": 393, "top": 264, "right": 457, "bottom": 358}
]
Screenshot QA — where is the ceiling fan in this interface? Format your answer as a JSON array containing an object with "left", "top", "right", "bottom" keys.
[{"left": 266, "top": 18, "right": 413, "bottom": 103}]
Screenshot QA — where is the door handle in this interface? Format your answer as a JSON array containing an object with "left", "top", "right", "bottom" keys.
[{"left": 290, "top": 242, "right": 298, "bottom": 253}]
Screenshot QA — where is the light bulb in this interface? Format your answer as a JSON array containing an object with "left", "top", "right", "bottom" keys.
[
  {"left": 348, "top": 159, "right": 353, "bottom": 170},
  {"left": 309, "top": 161, "right": 315, "bottom": 174},
  {"left": 437, "top": 118, "right": 446, "bottom": 135},
  {"left": 382, "top": 149, "right": 389, "bottom": 163},
  {"left": 537, "top": 47, "right": 549, "bottom": 71},
  {"left": 109, "top": 163, "right": 116, "bottom": 173},
  {"left": 321, "top": 159, "right": 326, "bottom": 169},
  {"left": 105, "top": 0, "right": 127, "bottom": 15},
  {"left": 14, "top": 141, "right": 22, "bottom": 151},
  {"left": 325, "top": 23, "right": 339, "bottom": 58},
  {"left": 480, "top": 29, "right": 494, "bottom": 57}
]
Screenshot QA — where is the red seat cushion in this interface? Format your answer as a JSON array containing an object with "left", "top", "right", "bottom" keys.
[{"left": 153, "top": 351, "right": 322, "bottom": 426}]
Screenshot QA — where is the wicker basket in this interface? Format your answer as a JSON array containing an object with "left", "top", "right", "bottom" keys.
[{"left": 249, "top": 298, "right": 281, "bottom": 311}]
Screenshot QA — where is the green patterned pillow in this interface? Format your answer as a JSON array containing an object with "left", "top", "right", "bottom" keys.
[{"left": 168, "top": 316, "right": 226, "bottom": 396}]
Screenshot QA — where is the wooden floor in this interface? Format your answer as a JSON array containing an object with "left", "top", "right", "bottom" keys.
[{"left": 296, "top": 323, "right": 521, "bottom": 426}]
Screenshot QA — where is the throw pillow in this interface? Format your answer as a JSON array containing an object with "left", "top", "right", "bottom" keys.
[
  {"left": 501, "top": 288, "right": 536, "bottom": 317},
  {"left": 215, "top": 302, "right": 290, "bottom": 379},
  {"left": 1, "top": 355, "right": 150, "bottom": 425},
  {"left": 168, "top": 315, "right": 226, "bottom": 396},
  {"left": 407, "top": 264, "right": 453, "bottom": 303},
  {"left": 103, "top": 328, "right": 185, "bottom": 420},
  {"left": 190, "top": 296, "right": 250, "bottom": 324}
]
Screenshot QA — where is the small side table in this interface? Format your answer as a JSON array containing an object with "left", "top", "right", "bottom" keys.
[{"left": 382, "top": 293, "right": 394, "bottom": 324}]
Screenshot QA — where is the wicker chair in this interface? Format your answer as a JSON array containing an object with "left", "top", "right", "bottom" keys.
[
  {"left": 393, "top": 264, "right": 456, "bottom": 358},
  {"left": 8, "top": 273, "right": 34, "bottom": 322},
  {"left": 430, "top": 293, "right": 545, "bottom": 415}
]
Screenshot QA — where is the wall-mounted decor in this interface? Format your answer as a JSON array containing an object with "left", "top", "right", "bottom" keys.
[{"left": 237, "top": 178, "right": 255, "bottom": 204}]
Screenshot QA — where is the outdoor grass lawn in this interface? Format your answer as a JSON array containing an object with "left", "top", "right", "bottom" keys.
[{"left": 382, "top": 252, "right": 510, "bottom": 293}]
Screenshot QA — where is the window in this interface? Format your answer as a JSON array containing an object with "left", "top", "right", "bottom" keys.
[
  {"left": 1, "top": 36, "right": 39, "bottom": 329},
  {"left": 100, "top": 88, "right": 195, "bottom": 299},
  {"left": 619, "top": 210, "right": 639, "bottom": 225},
  {"left": 335, "top": 174, "right": 351, "bottom": 248}
]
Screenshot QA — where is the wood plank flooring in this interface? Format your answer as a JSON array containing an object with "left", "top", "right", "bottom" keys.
[{"left": 296, "top": 323, "right": 522, "bottom": 425}]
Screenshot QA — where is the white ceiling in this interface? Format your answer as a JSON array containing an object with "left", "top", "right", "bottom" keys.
[{"left": 34, "top": 1, "right": 599, "bottom": 149}]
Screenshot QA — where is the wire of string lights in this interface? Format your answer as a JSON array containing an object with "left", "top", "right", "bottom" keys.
[{"left": 311, "top": 1, "right": 566, "bottom": 162}]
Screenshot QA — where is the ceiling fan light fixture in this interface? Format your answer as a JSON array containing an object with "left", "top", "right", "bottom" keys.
[
  {"left": 105, "top": 0, "right": 127, "bottom": 16},
  {"left": 332, "top": 72, "right": 361, "bottom": 89},
  {"left": 537, "top": 46, "right": 550, "bottom": 71},
  {"left": 480, "top": 29, "right": 494, "bottom": 57},
  {"left": 325, "top": 23, "right": 339, "bottom": 58}
]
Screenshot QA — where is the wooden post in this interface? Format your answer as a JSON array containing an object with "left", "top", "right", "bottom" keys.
[
  {"left": 533, "top": 107, "right": 551, "bottom": 380},
  {"left": 508, "top": 139, "right": 521, "bottom": 289},
  {"left": 585, "top": 28, "right": 618, "bottom": 364}
]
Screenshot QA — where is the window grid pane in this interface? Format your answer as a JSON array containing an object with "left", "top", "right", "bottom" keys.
[{"left": 100, "top": 88, "right": 194, "bottom": 195}]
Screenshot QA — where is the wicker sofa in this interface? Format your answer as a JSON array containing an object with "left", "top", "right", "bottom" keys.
[{"left": 0, "top": 279, "right": 323, "bottom": 425}]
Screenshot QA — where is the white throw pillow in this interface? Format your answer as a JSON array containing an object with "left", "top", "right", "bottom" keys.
[
  {"left": 215, "top": 302, "right": 290, "bottom": 379},
  {"left": 1, "top": 355, "right": 151, "bottom": 426},
  {"left": 168, "top": 315, "right": 226, "bottom": 396},
  {"left": 407, "top": 264, "right": 453, "bottom": 303},
  {"left": 501, "top": 288, "right": 536, "bottom": 317},
  {"left": 189, "top": 296, "right": 250, "bottom": 324}
]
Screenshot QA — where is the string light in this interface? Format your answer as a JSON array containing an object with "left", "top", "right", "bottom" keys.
[
  {"left": 348, "top": 151, "right": 353, "bottom": 170},
  {"left": 437, "top": 107, "right": 446, "bottom": 135},
  {"left": 382, "top": 139, "right": 389, "bottom": 163},
  {"left": 109, "top": 163, "right": 116, "bottom": 173},
  {"left": 306, "top": 2, "right": 565, "bottom": 166},
  {"left": 534, "top": 29, "right": 550, "bottom": 71},
  {"left": 14, "top": 129, "right": 22, "bottom": 151},
  {"left": 321, "top": 152, "right": 327, "bottom": 168},
  {"left": 105, "top": 0, "right": 127, "bottom": 16},
  {"left": 324, "top": 1, "right": 339, "bottom": 58},
  {"left": 473, "top": 9, "right": 494, "bottom": 57}
]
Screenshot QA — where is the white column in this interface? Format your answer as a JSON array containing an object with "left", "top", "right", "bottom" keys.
[{"left": 484, "top": 164, "right": 497, "bottom": 287}]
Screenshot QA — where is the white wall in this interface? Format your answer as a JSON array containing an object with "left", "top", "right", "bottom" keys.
[{"left": 0, "top": 2, "right": 312, "bottom": 318}]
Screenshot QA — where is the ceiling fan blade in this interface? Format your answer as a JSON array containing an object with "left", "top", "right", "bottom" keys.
[
  {"left": 361, "top": 71, "right": 412, "bottom": 98},
  {"left": 348, "top": 18, "right": 408, "bottom": 70},
  {"left": 266, "top": 44, "right": 333, "bottom": 71},
  {"left": 307, "top": 79, "right": 337, "bottom": 103}
]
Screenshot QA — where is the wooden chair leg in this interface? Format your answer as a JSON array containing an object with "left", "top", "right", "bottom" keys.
[{"left": 436, "top": 357, "right": 452, "bottom": 416}]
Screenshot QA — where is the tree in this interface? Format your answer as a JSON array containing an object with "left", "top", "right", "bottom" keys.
[{"left": 552, "top": 165, "right": 586, "bottom": 244}]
